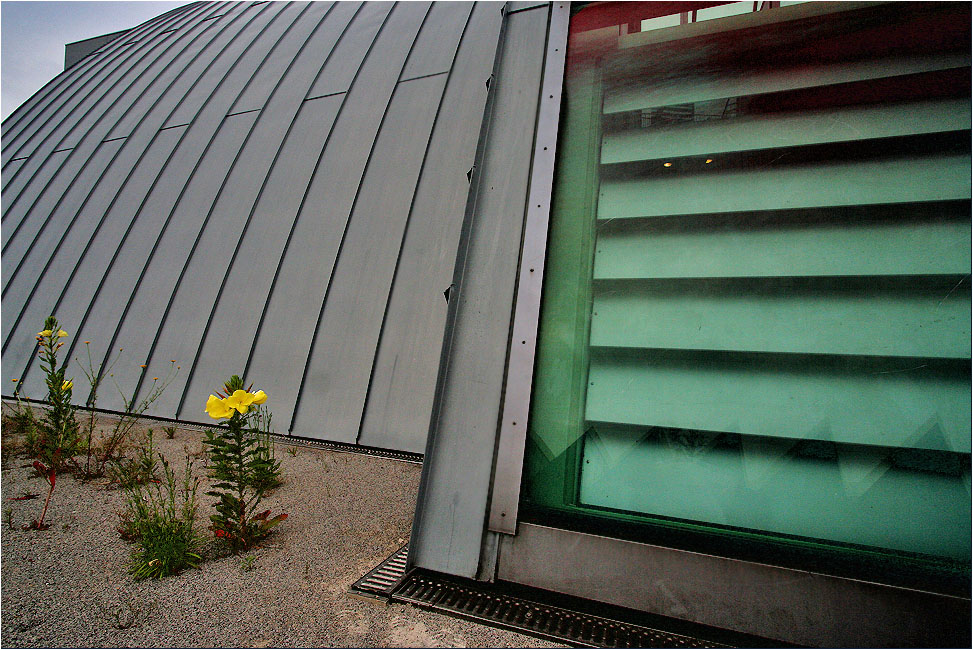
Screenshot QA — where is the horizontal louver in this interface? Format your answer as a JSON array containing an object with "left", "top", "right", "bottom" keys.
[{"left": 575, "top": 3, "right": 971, "bottom": 560}]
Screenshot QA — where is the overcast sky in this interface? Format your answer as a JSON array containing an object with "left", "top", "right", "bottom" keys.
[{"left": 1, "top": 1, "right": 190, "bottom": 121}]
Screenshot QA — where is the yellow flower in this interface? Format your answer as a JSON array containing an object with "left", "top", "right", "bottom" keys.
[
  {"left": 62, "top": 380, "right": 73, "bottom": 391},
  {"left": 224, "top": 389, "right": 255, "bottom": 414},
  {"left": 251, "top": 390, "right": 267, "bottom": 405},
  {"left": 37, "top": 329, "right": 52, "bottom": 337},
  {"left": 56, "top": 330, "right": 68, "bottom": 338},
  {"left": 205, "top": 395, "right": 233, "bottom": 419}
]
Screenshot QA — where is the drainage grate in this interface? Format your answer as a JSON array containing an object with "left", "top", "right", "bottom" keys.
[
  {"left": 349, "top": 544, "right": 410, "bottom": 601},
  {"left": 392, "top": 572, "right": 732, "bottom": 648}
]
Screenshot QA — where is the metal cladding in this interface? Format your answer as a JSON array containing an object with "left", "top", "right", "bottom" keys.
[{"left": 1, "top": 1, "right": 505, "bottom": 453}]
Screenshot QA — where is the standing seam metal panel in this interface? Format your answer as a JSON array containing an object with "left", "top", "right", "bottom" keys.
[
  {"left": 2, "top": 1, "right": 507, "bottom": 456},
  {"left": 2, "top": 2, "right": 295, "bottom": 401},
  {"left": 1, "top": 3, "right": 258, "bottom": 306},
  {"left": 358, "top": 1, "right": 503, "bottom": 453},
  {"left": 0, "top": 2, "right": 201, "bottom": 159},
  {"left": 0, "top": 3, "right": 219, "bottom": 216},
  {"left": 74, "top": 2, "right": 323, "bottom": 414}
]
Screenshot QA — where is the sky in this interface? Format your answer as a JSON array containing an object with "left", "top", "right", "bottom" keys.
[{"left": 1, "top": 1, "right": 191, "bottom": 121}]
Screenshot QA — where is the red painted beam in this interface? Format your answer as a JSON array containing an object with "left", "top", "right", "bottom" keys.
[{"left": 570, "top": 1, "right": 735, "bottom": 33}]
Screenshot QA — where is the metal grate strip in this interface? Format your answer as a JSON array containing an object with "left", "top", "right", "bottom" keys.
[
  {"left": 349, "top": 544, "right": 411, "bottom": 601},
  {"left": 391, "top": 572, "right": 733, "bottom": 648}
]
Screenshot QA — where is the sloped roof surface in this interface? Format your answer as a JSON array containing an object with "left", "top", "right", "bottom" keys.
[{"left": 1, "top": 0, "right": 503, "bottom": 453}]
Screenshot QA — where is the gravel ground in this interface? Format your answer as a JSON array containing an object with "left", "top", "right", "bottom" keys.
[{"left": 1, "top": 410, "right": 562, "bottom": 648}]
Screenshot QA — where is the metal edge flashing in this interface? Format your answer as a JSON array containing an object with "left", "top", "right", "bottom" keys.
[
  {"left": 497, "top": 523, "right": 973, "bottom": 648},
  {"left": 487, "top": 0, "right": 570, "bottom": 536},
  {"left": 406, "top": 1, "right": 511, "bottom": 575}
]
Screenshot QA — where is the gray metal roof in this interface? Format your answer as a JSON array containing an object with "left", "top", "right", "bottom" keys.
[{"left": 1, "top": 0, "right": 505, "bottom": 453}]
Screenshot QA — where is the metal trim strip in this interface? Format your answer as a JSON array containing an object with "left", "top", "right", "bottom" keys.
[{"left": 487, "top": 1, "right": 570, "bottom": 535}]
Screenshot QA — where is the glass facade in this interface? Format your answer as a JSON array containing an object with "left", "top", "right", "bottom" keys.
[{"left": 522, "top": 1, "right": 971, "bottom": 579}]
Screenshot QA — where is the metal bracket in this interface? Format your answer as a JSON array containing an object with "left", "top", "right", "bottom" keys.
[{"left": 487, "top": 1, "right": 570, "bottom": 535}]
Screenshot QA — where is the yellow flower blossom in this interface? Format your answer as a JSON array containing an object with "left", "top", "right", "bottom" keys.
[
  {"left": 205, "top": 395, "right": 233, "bottom": 419},
  {"left": 56, "top": 330, "right": 68, "bottom": 338},
  {"left": 62, "top": 380, "right": 73, "bottom": 391},
  {"left": 224, "top": 389, "right": 255, "bottom": 414},
  {"left": 37, "top": 330, "right": 52, "bottom": 337},
  {"left": 251, "top": 390, "right": 267, "bottom": 405}
]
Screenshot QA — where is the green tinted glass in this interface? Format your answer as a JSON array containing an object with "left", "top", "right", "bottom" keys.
[{"left": 523, "top": 2, "right": 971, "bottom": 571}]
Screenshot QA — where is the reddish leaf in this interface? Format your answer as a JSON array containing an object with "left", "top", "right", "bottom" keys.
[
  {"left": 10, "top": 493, "right": 40, "bottom": 501},
  {"left": 252, "top": 510, "right": 271, "bottom": 521}
]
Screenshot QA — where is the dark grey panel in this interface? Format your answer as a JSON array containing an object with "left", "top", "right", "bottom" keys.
[
  {"left": 228, "top": 2, "right": 334, "bottom": 114},
  {"left": 2, "top": 1, "right": 280, "bottom": 359},
  {"left": 240, "top": 2, "right": 428, "bottom": 433},
  {"left": 79, "top": 2, "right": 325, "bottom": 414},
  {"left": 304, "top": 2, "right": 391, "bottom": 99},
  {"left": 177, "top": 3, "right": 381, "bottom": 419},
  {"left": 294, "top": 73, "right": 448, "bottom": 444},
  {"left": 400, "top": 2, "right": 473, "bottom": 80},
  {"left": 65, "top": 30, "right": 128, "bottom": 71},
  {"left": 1, "top": 142, "right": 124, "bottom": 335},
  {"left": 215, "top": 94, "right": 345, "bottom": 422},
  {"left": 1, "top": 137, "right": 154, "bottom": 354},
  {"left": 359, "top": 1, "right": 503, "bottom": 453},
  {"left": 1, "top": 149, "right": 71, "bottom": 251},
  {"left": 105, "top": 3, "right": 263, "bottom": 141},
  {"left": 410, "top": 5, "right": 550, "bottom": 577},
  {"left": 284, "top": 2, "right": 433, "bottom": 437}
]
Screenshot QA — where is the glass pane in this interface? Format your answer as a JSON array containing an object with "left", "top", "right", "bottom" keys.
[{"left": 523, "top": 1, "right": 971, "bottom": 572}]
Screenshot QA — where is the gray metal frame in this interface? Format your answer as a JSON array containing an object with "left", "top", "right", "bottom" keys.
[
  {"left": 487, "top": 0, "right": 570, "bottom": 536},
  {"left": 498, "top": 523, "right": 971, "bottom": 647}
]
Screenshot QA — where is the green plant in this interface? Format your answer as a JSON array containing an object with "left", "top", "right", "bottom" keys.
[
  {"left": 4, "top": 506, "right": 14, "bottom": 530},
  {"left": 203, "top": 376, "right": 286, "bottom": 552},
  {"left": 251, "top": 406, "right": 281, "bottom": 492},
  {"left": 108, "top": 428, "right": 159, "bottom": 488},
  {"left": 34, "top": 317, "right": 81, "bottom": 470},
  {"left": 163, "top": 426, "right": 176, "bottom": 440},
  {"left": 5, "top": 381, "right": 40, "bottom": 458},
  {"left": 73, "top": 345, "right": 179, "bottom": 481},
  {"left": 240, "top": 554, "right": 257, "bottom": 573},
  {"left": 286, "top": 446, "right": 298, "bottom": 457},
  {"left": 123, "top": 454, "right": 201, "bottom": 580}
]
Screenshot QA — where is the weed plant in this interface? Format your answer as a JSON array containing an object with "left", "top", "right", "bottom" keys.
[
  {"left": 251, "top": 406, "right": 282, "bottom": 492},
  {"left": 203, "top": 376, "right": 286, "bottom": 552},
  {"left": 123, "top": 454, "right": 201, "bottom": 580},
  {"left": 74, "top": 343, "right": 179, "bottom": 480},
  {"left": 108, "top": 428, "right": 159, "bottom": 488},
  {"left": 4, "top": 383, "right": 40, "bottom": 455},
  {"left": 34, "top": 317, "right": 81, "bottom": 470}
]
